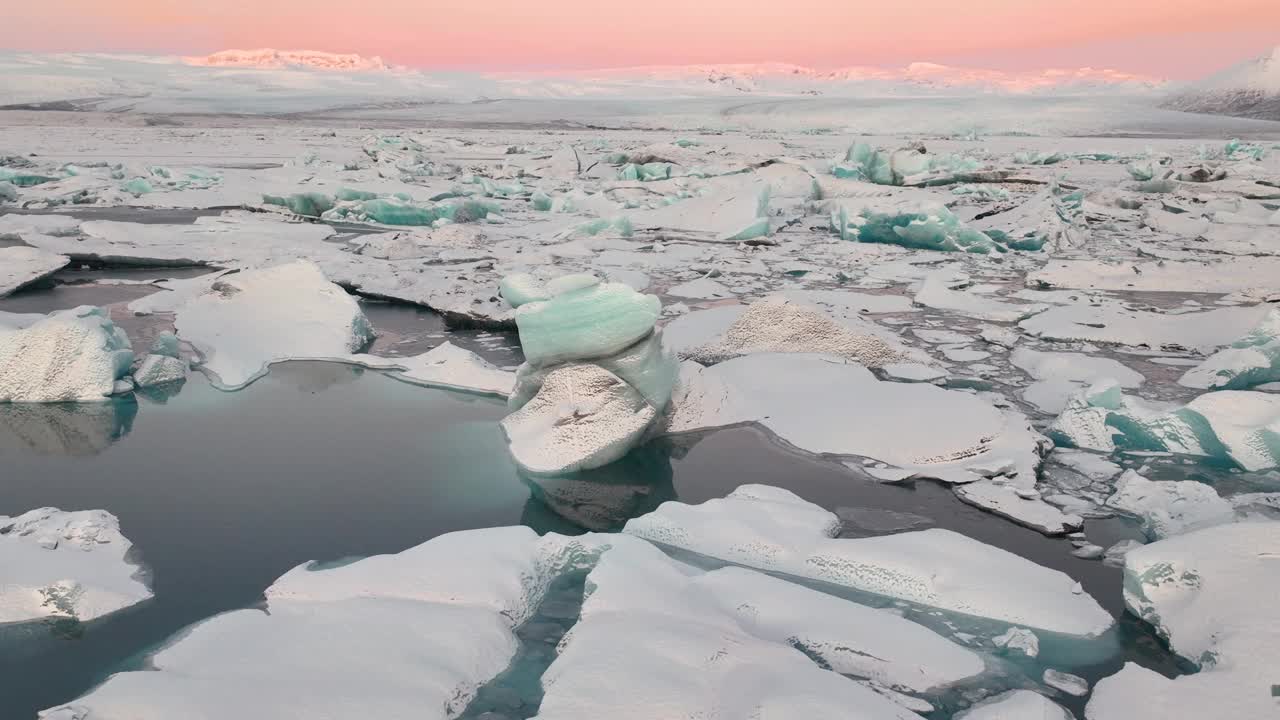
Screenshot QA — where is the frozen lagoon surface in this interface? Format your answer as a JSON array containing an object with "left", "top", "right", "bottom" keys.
[{"left": 1, "top": 84, "right": 1279, "bottom": 719}]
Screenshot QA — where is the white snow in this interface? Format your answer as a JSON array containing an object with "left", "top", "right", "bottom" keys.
[
  {"left": 0, "top": 306, "right": 133, "bottom": 402},
  {"left": 623, "top": 485, "right": 1114, "bottom": 636},
  {"left": 1011, "top": 347, "right": 1144, "bottom": 414},
  {"left": 0, "top": 508, "right": 151, "bottom": 625},
  {"left": 955, "top": 690, "right": 1071, "bottom": 720},
  {"left": 173, "top": 261, "right": 374, "bottom": 390},
  {"left": 1105, "top": 470, "right": 1236, "bottom": 540}
]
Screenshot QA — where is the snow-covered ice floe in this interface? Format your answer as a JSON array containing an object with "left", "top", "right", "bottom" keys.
[
  {"left": 1086, "top": 521, "right": 1280, "bottom": 720},
  {"left": 623, "top": 485, "right": 1113, "bottom": 636},
  {"left": 349, "top": 342, "right": 515, "bottom": 398},
  {"left": 0, "top": 306, "right": 134, "bottom": 403},
  {"left": 1, "top": 508, "right": 151, "bottom": 625},
  {"left": 172, "top": 261, "right": 375, "bottom": 390},
  {"left": 42, "top": 517, "right": 1000, "bottom": 720},
  {"left": 1179, "top": 307, "right": 1280, "bottom": 391},
  {"left": 0, "top": 246, "right": 68, "bottom": 298},
  {"left": 1049, "top": 379, "right": 1280, "bottom": 470}
]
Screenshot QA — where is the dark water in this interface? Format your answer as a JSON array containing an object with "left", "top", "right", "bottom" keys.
[{"left": 0, "top": 362, "right": 1178, "bottom": 718}]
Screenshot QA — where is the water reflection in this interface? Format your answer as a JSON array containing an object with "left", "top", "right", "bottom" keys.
[
  {"left": 0, "top": 398, "right": 138, "bottom": 457},
  {"left": 521, "top": 444, "right": 676, "bottom": 532}
]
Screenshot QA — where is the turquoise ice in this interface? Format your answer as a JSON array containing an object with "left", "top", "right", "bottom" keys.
[
  {"left": 1180, "top": 309, "right": 1280, "bottom": 390},
  {"left": 514, "top": 282, "right": 661, "bottom": 368},
  {"left": 831, "top": 204, "right": 1001, "bottom": 253}
]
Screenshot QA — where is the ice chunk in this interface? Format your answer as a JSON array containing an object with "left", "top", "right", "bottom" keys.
[
  {"left": 0, "top": 246, "right": 69, "bottom": 298},
  {"left": 132, "top": 354, "right": 187, "bottom": 388},
  {"left": 992, "top": 627, "right": 1040, "bottom": 658},
  {"left": 511, "top": 330, "right": 678, "bottom": 412},
  {"left": 350, "top": 342, "right": 516, "bottom": 398},
  {"left": 41, "top": 527, "right": 611, "bottom": 720},
  {"left": 679, "top": 296, "right": 915, "bottom": 368},
  {"left": 1042, "top": 668, "right": 1088, "bottom": 696},
  {"left": 262, "top": 192, "right": 334, "bottom": 217},
  {"left": 832, "top": 205, "right": 1001, "bottom": 253},
  {"left": 954, "top": 481, "right": 1084, "bottom": 535},
  {"left": 1049, "top": 380, "right": 1280, "bottom": 470},
  {"left": 0, "top": 306, "right": 133, "bottom": 402},
  {"left": 1087, "top": 522, "right": 1280, "bottom": 720},
  {"left": 501, "top": 364, "right": 656, "bottom": 475},
  {"left": 498, "top": 272, "right": 551, "bottom": 308},
  {"left": 624, "top": 485, "right": 1113, "bottom": 636},
  {"left": 174, "top": 261, "right": 374, "bottom": 390},
  {"left": 628, "top": 177, "right": 774, "bottom": 242},
  {"left": 515, "top": 282, "right": 660, "bottom": 368},
  {"left": 1011, "top": 347, "right": 1144, "bottom": 414},
  {"left": 534, "top": 538, "right": 931, "bottom": 720},
  {"left": 149, "top": 332, "right": 181, "bottom": 359},
  {"left": 1179, "top": 308, "right": 1280, "bottom": 390},
  {"left": 0, "top": 508, "right": 151, "bottom": 624},
  {"left": 955, "top": 690, "right": 1070, "bottom": 720},
  {"left": 1105, "top": 470, "right": 1235, "bottom": 540}
]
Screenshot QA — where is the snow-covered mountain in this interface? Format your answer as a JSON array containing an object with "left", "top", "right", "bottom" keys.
[
  {"left": 1162, "top": 47, "right": 1280, "bottom": 120},
  {"left": 185, "top": 49, "right": 390, "bottom": 72}
]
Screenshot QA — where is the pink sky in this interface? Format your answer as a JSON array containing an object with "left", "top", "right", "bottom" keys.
[{"left": 3, "top": 0, "right": 1278, "bottom": 79}]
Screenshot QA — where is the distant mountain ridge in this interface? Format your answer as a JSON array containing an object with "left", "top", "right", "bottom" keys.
[
  {"left": 185, "top": 49, "right": 391, "bottom": 72},
  {"left": 1162, "top": 46, "right": 1280, "bottom": 120},
  {"left": 180, "top": 49, "right": 1163, "bottom": 95}
]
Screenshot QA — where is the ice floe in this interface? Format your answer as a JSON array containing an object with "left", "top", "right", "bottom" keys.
[
  {"left": 0, "top": 306, "right": 133, "bottom": 402},
  {"left": 624, "top": 485, "right": 1114, "bottom": 636},
  {"left": 173, "top": 261, "right": 374, "bottom": 390},
  {"left": 0, "top": 508, "right": 151, "bottom": 625},
  {"left": 0, "top": 246, "right": 68, "bottom": 298}
]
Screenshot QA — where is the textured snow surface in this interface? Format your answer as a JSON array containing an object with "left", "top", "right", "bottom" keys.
[
  {"left": 501, "top": 364, "right": 656, "bottom": 475},
  {"left": 0, "top": 306, "right": 133, "bottom": 402},
  {"left": 1086, "top": 521, "right": 1280, "bottom": 720},
  {"left": 173, "top": 261, "right": 374, "bottom": 390},
  {"left": 1104, "top": 470, "right": 1236, "bottom": 540},
  {"left": 0, "top": 246, "right": 69, "bottom": 298},
  {"left": 0, "top": 508, "right": 151, "bottom": 625},
  {"left": 677, "top": 296, "right": 916, "bottom": 367},
  {"left": 624, "top": 485, "right": 1113, "bottom": 636},
  {"left": 1179, "top": 308, "right": 1280, "bottom": 390}
]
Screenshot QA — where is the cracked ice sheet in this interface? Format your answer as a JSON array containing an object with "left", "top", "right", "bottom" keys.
[
  {"left": 1086, "top": 521, "right": 1280, "bottom": 720},
  {"left": 1019, "top": 302, "right": 1269, "bottom": 352},
  {"left": 1, "top": 508, "right": 151, "bottom": 625},
  {"left": 41, "top": 528, "right": 621, "bottom": 720},
  {"left": 1028, "top": 257, "right": 1280, "bottom": 295},
  {"left": 534, "top": 538, "right": 962, "bottom": 720},
  {"left": 913, "top": 272, "right": 1047, "bottom": 323},
  {"left": 0, "top": 247, "right": 69, "bottom": 298},
  {"left": 623, "top": 485, "right": 1113, "bottom": 637}
]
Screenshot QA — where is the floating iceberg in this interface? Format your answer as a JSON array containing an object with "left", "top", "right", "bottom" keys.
[
  {"left": 1011, "top": 347, "right": 1144, "bottom": 414},
  {"left": 133, "top": 354, "right": 187, "bottom": 389},
  {"left": 511, "top": 330, "right": 678, "bottom": 412},
  {"left": 0, "top": 306, "right": 133, "bottom": 403},
  {"left": 831, "top": 204, "right": 1002, "bottom": 253},
  {"left": 624, "top": 485, "right": 1113, "bottom": 636},
  {"left": 1179, "top": 308, "right": 1280, "bottom": 390},
  {"left": 501, "top": 363, "right": 657, "bottom": 475},
  {"left": 1105, "top": 470, "right": 1235, "bottom": 540},
  {"left": 1086, "top": 522, "right": 1280, "bottom": 720},
  {"left": 0, "top": 246, "right": 69, "bottom": 298},
  {"left": 514, "top": 282, "right": 661, "bottom": 368},
  {"left": 173, "top": 261, "right": 374, "bottom": 390},
  {"left": 1, "top": 508, "right": 151, "bottom": 624},
  {"left": 1048, "top": 380, "right": 1280, "bottom": 471}
]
